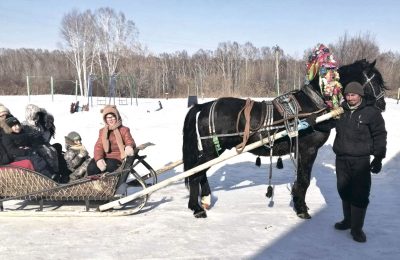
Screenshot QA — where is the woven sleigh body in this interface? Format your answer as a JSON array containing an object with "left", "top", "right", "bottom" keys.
[
  {"left": 0, "top": 166, "right": 119, "bottom": 202},
  {"left": 0, "top": 144, "right": 159, "bottom": 216}
]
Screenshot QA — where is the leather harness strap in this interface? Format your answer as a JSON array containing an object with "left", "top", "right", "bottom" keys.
[{"left": 235, "top": 98, "right": 254, "bottom": 153}]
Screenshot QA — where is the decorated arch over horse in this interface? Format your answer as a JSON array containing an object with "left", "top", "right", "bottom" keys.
[{"left": 306, "top": 43, "right": 343, "bottom": 109}]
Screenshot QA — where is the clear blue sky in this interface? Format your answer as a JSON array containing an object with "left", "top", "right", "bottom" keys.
[{"left": 0, "top": 0, "right": 399, "bottom": 58}]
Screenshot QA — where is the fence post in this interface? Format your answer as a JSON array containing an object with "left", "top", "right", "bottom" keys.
[
  {"left": 26, "top": 76, "right": 30, "bottom": 102},
  {"left": 50, "top": 76, "right": 54, "bottom": 102},
  {"left": 75, "top": 80, "right": 78, "bottom": 101}
]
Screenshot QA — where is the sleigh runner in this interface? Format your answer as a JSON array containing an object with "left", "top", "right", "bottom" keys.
[{"left": 0, "top": 143, "right": 159, "bottom": 216}]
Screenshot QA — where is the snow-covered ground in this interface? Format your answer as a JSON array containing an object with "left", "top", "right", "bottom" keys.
[{"left": 0, "top": 95, "right": 399, "bottom": 259}]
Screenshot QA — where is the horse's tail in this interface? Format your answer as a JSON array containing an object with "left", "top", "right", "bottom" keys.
[{"left": 183, "top": 104, "right": 204, "bottom": 188}]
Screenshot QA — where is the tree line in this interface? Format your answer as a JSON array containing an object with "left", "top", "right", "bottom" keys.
[{"left": 0, "top": 8, "right": 399, "bottom": 98}]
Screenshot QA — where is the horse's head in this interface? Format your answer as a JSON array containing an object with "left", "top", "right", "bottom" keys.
[{"left": 338, "top": 59, "right": 387, "bottom": 111}]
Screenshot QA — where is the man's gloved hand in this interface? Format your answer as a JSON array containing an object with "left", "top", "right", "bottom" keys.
[
  {"left": 370, "top": 157, "right": 382, "bottom": 174},
  {"left": 96, "top": 159, "right": 107, "bottom": 172},
  {"left": 124, "top": 146, "right": 134, "bottom": 156},
  {"left": 305, "top": 114, "right": 317, "bottom": 128}
]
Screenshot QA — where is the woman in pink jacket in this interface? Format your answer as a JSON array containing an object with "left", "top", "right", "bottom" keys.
[{"left": 87, "top": 105, "right": 136, "bottom": 175}]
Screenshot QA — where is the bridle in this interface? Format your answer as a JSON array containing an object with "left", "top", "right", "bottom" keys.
[{"left": 362, "top": 71, "right": 385, "bottom": 102}]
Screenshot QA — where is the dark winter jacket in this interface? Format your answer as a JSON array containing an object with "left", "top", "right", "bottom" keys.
[
  {"left": 333, "top": 99, "right": 387, "bottom": 158},
  {"left": 0, "top": 129, "right": 11, "bottom": 165},
  {"left": 0, "top": 142, "right": 10, "bottom": 165},
  {"left": 1, "top": 130, "right": 34, "bottom": 159},
  {"left": 1, "top": 130, "right": 53, "bottom": 177}
]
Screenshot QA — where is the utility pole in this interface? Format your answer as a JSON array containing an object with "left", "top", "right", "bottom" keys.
[{"left": 273, "top": 45, "right": 282, "bottom": 96}]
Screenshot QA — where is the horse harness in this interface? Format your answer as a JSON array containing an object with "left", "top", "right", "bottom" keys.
[
  {"left": 197, "top": 93, "right": 312, "bottom": 163},
  {"left": 200, "top": 94, "right": 312, "bottom": 143},
  {"left": 193, "top": 88, "right": 328, "bottom": 197},
  {"left": 362, "top": 72, "right": 385, "bottom": 107}
]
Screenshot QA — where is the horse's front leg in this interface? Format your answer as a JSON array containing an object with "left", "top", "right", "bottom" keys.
[
  {"left": 292, "top": 147, "right": 319, "bottom": 219},
  {"left": 188, "top": 171, "right": 208, "bottom": 218},
  {"left": 200, "top": 174, "right": 211, "bottom": 209}
]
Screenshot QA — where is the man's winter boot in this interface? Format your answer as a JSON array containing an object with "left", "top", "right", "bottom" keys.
[
  {"left": 350, "top": 206, "right": 367, "bottom": 243},
  {"left": 334, "top": 201, "right": 351, "bottom": 230}
]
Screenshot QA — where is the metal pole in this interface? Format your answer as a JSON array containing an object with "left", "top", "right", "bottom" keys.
[
  {"left": 26, "top": 76, "right": 30, "bottom": 102},
  {"left": 293, "top": 63, "right": 297, "bottom": 90},
  {"left": 274, "top": 46, "right": 281, "bottom": 96},
  {"left": 293, "top": 71, "right": 296, "bottom": 90},
  {"left": 50, "top": 76, "right": 54, "bottom": 102},
  {"left": 136, "top": 83, "right": 138, "bottom": 106},
  {"left": 130, "top": 76, "right": 134, "bottom": 106},
  {"left": 75, "top": 80, "right": 78, "bottom": 101},
  {"left": 397, "top": 87, "right": 399, "bottom": 104},
  {"left": 113, "top": 76, "right": 116, "bottom": 106},
  {"left": 87, "top": 80, "right": 90, "bottom": 106}
]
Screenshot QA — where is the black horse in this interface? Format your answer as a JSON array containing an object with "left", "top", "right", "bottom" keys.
[{"left": 182, "top": 59, "right": 387, "bottom": 218}]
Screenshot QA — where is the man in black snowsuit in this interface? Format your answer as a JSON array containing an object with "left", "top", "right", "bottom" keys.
[{"left": 333, "top": 81, "right": 387, "bottom": 243}]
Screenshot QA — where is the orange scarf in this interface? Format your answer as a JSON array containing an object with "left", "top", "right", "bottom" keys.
[{"left": 101, "top": 120, "right": 126, "bottom": 159}]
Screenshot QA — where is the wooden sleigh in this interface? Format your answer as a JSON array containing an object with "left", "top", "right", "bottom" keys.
[
  {"left": 0, "top": 143, "right": 165, "bottom": 217},
  {"left": 1, "top": 109, "right": 343, "bottom": 217}
]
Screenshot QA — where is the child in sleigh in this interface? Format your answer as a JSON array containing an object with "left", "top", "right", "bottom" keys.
[{"left": 64, "top": 131, "right": 91, "bottom": 182}]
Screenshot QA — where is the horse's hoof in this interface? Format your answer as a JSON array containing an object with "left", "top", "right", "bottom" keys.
[
  {"left": 201, "top": 195, "right": 211, "bottom": 209},
  {"left": 194, "top": 209, "right": 207, "bottom": 218},
  {"left": 202, "top": 203, "right": 210, "bottom": 210},
  {"left": 297, "top": 212, "right": 312, "bottom": 219}
]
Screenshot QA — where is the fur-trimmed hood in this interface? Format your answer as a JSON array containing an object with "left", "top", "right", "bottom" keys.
[
  {"left": 0, "top": 118, "right": 12, "bottom": 134},
  {"left": 24, "top": 104, "right": 43, "bottom": 126},
  {"left": 101, "top": 105, "right": 121, "bottom": 124},
  {"left": 0, "top": 104, "right": 12, "bottom": 134},
  {"left": 22, "top": 104, "right": 56, "bottom": 142}
]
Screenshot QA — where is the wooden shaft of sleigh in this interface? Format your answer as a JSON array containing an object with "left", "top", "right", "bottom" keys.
[
  {"left": 99, "top": 107, "right": 343, "bottom": 212},
  {"left": 155, "top": 159, "right": 183, "bottom": 175}
]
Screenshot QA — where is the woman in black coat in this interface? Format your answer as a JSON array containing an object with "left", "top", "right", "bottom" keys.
[{"left": 2, "top": 116, "right": 53, "bottom": 178}]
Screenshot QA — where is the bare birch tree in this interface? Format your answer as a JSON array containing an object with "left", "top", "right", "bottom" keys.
[
  {"left": 95, "top": 7, "right": 138, "bottom": 77},
  {"left": 60, "top": 9, "right": 96, "bottom": 97}
]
